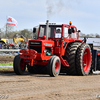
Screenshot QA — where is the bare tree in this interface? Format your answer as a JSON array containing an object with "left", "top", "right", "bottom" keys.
[
  {"left": 95, "top": 33, "right": 100, "bottom": 38},
  {"left": 2, "top": 24, "right": 14, "bottom": 38}
]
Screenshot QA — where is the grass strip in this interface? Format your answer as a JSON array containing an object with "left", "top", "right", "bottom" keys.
[
  {"left": 0, "top": 67, "right": 13, "bottom": 69},
  {"left": 0, "top": 62, "right": 13, "bottom": 66}
]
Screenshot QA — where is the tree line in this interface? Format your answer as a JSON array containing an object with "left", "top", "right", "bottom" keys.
[
  {"left": 0, "top": 24, "right": 100, "bottom": 39},
  {"left": 79, "top": 32, "right": 100, "bottom": 38},
  {"left": 0, "top": 24, "right": 38, "bottom": 39}
]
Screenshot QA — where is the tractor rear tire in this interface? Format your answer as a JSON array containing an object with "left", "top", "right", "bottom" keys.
[
  {"left": 48, "top": 56, "right": 61, "bottom": 77},
  {"left": 27, "top": 64, "right": 40, "bottom": 74},
  {"left": 76, "top": 44, "right": 92, "bottom": 75},
  {"left": 65, "top": 42, "right": 81, "bottom": 75},
  {"left": 13, "top": 55, "right": 26, "bottom": 75},
  {"left": 27, "top": 64, "right": 48, "bottom": 74},
  {"left": 27, "top": 65, "right": 34, "bottom": 74}
]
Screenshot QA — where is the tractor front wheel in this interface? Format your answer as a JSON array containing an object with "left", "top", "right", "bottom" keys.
[
  {"left": 48, "top": 56, "right": 61, "bottom": 77},
  {"left": 13, "top": 55, "right": 26, "bottom": 75}
]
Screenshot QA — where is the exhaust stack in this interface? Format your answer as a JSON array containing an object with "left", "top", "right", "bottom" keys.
[{"left": 46, "top": 20, "right": 49, "bottom": 40}]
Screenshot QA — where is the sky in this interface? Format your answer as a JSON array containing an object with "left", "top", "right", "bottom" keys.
[{"left": 0, "top": 0, "right": 100, "bottom": 35}]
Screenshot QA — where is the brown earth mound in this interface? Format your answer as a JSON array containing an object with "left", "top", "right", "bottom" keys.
[{"left": 0, "top": 56, "right": 14, "bottom": 63}]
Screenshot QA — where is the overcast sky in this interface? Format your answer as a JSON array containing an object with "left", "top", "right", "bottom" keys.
[{"left": 0, "top": 0, "right": 100, "bottom": 34}]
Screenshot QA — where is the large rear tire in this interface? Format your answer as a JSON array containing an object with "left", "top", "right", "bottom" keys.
[
  {"left": 13, "top": 55, "right": 26, "bottom": 75},
  {"left": 48, "top": 56, "right": 61, "bottom": 77},
  {"left": 27, "top": 65, "right": 41, "bottom": 74},
  {"left": 27, "top": 65, "right": 35, "bottom": 74},
  {"left": 27, "top": 64, "right": 48, "bottom": 74},
  {"left": 76, "top": 44, "right": 92, "bottom": 75},
  {"left": 65, "top": 42, "right": 81, "bottom": 75}
]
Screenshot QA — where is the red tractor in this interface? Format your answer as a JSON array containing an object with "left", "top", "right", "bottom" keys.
[{"left": 13, "top": 20, "right": 92, "bottom": 77}]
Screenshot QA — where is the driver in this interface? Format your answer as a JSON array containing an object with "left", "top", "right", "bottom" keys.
[{"left": 56, "top": 29, "right": 61, "bottom": 33}]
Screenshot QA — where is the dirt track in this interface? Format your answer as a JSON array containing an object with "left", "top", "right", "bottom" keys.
[
  {"left": 0, "top": 69, "right": 100, "bottom": 100},
  {"left": 0, "top": 56, "right": 100, "bottom": 100},
  {"left": 0, "top": 56, "right": 14, "bottom": 63}
]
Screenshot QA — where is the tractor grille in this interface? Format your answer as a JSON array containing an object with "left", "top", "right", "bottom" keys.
[
  {"left": 30, "top": 46, "right": 41, "bottom": 53},
  {"left": 30, "top": 41, "right": 41, "bottom": 45}
]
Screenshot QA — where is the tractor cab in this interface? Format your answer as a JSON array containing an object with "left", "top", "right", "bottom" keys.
[
  {"left": 33, "top": 21, "right": 80, "bottom": 41},
  {"left": 38, "top": 24, "right": 62, "bottom": 39}
]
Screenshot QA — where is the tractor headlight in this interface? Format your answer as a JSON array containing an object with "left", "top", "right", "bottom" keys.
[{"left": 44, "top": 50, "right": 47, "bottom": 53}]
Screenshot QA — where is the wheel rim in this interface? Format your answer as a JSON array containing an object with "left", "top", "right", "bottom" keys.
[
  {"left": 20, "top": 59, "right": 25, "bottom": 70},
  {"left": 82, "top": 48, "right": 91, "bottom": 73},
  {"left": 55, "top": 61, "right": 59, "bottom": 71}
]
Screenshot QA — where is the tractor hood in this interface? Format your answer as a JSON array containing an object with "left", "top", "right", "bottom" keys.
[
  {"left": 29, "top": 39, "right": 55, "bottom": 53},
  {"left": 28, "top": 39, "right": 55, "bottom": 61}
]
